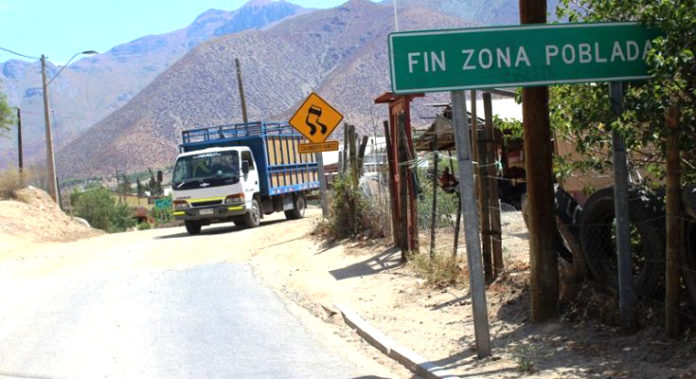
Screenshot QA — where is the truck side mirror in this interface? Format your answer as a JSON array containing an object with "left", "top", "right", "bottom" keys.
[{"left": 242, "top": 161, "right": 249, "bottom": 175}]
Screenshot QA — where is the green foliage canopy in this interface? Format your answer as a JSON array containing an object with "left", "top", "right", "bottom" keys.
[
  {"left": 552, "top": 0, "right": 696, "bottom": 185},
  {"left": 0, "top": 91, "right": 14, "bottom": 138}
]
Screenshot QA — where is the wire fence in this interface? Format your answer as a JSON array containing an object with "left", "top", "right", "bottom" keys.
[
  {"left": 356, "top": 153, "right": 696, "bottom": 318},
  {"left": 357, "top": 153, "right": 531, "bottom": 271}
]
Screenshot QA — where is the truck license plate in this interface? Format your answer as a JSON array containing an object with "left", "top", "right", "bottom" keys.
[{"left": 199, "top": 208, "right": 214, "bottom": 215}]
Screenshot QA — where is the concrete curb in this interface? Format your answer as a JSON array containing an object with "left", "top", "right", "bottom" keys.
[{"left": 334, "top": 303, "right": 461, "bottom": 379}]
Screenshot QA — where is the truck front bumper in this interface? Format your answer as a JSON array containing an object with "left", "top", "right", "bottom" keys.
[{"left": 172, "top": 204, "right": 246, "bottom": 222}]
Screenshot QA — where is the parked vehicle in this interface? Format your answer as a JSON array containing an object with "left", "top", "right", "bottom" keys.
[{"left": 171, "top": 121, "right": 319, "bottom": 235}]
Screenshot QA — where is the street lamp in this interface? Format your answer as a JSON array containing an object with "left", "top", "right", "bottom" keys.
[{"left": 41, "top": 50, "right": 98, "bottom": 202}]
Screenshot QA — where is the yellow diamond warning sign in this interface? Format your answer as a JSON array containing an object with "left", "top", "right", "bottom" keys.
[{"left": 288, "top": 92, "right": 343, "bottom": 143}]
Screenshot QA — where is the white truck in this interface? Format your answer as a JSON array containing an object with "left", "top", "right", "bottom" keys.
[{"left": 171, "top": 122, "right": 320, "bottom": 235}]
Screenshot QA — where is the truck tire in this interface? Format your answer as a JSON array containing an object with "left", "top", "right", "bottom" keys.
[
  {"left": 579, "top": 187, "right": 665, "bottom": 297},
  {"left": 243, "top": 199, "right": 261, "bottom": 228},
  {"left": 185, "top": 220, "right": 202, "bottom": 235},
  {"left": 683, "top": 221, "right": 696, "bottom": 305},
  {"left": 284, "top": 194, "right": 306, "bottom": 220}
]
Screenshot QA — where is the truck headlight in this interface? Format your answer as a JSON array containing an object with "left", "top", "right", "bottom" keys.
[
  {"left": 174, "top": 200, "right": 190, "bottom": 209},
  {"left": 225, "top": 194, "right": 245, "bottom": 204}
]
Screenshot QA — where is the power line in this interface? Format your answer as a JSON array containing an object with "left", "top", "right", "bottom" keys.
[{"left": 0, "top": 46, "right": 40, "bottom": 60}]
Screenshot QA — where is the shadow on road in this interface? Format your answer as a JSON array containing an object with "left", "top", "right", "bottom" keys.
[
  {"left": 329, "top": 247, "right": 403, "bottom": 281},
  {"left": 155, "top": 219, "right": 288, "bottom": 239}
]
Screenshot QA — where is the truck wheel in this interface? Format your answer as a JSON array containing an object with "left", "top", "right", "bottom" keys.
[
  {"left": 243, "top": 199, "right": 261, "bottom": 228},
  {"left": 683, "top": 221, "right": 696, "bottom": 305},
  {"left": 185, "top": 220, "right": 202, "bottom": 235},
  {"left": 579, "top": 187, "right": 665, "bottom": 297},
  {"left": 285, "top": 194, "right": 306, "bottom": 220}
]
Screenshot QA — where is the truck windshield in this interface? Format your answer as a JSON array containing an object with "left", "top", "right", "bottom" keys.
[{"left": 173, "top": 150, "right": 240, "bottom": 183}]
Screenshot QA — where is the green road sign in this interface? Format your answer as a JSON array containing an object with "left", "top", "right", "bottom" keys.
[
  {"left": 389, "top": 22, "right": 661, "bottom": 94},
  {"left": 155, "top": 198, "right": 172, "bottom": 209}
]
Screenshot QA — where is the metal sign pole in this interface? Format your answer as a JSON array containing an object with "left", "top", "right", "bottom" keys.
[
  {"left": 609, "top": 81, "right": 635, "bottom": 330},
  {"left": 315, "top": 152, "right": 329, "bottom": 219},
  {"left": 451, "top": 90, "right": 491, "bottom": 357}
]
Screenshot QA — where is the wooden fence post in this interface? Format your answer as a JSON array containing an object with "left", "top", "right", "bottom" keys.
[
  {"left": 665, "top": 105, "right": 682, "bottom": 337},
  {"left": 483, "top": 93, "right": 503, "bottom": 277},
  {"left": 430, "top": 134, "right": 438, "bottom": 259}
]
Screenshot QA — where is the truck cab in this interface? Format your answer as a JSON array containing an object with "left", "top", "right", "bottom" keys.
[{"left": 172, "top": 146, "right": 260, "bottom": 234}]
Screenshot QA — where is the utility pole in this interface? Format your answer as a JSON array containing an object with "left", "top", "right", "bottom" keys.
[
  {"left": 519, "top": 0, "right": 559, "bottom": 322},
  {"left": 16, "top": 107, "right": 23, "bottom": 177},
  {"left": 235, "top": 58, "right": 248, "bottom": 123},
  {"left": 41, "top": 54, "right": 59, "bottom": 202}
]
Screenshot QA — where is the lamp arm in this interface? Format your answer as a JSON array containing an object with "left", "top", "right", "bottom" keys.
[{"left": 46, "top": 52, "right": 80, "bottom": 87}]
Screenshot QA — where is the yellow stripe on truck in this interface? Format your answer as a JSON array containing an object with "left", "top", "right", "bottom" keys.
[
  {"left": 172, "top": 211, "right": 186, "bottom": 216},
  {"left": 189, "top": 196, "right": 225, "bottom": 203},
  {"left": 227, "top": 206, "right": 243, "bottom": 211}
]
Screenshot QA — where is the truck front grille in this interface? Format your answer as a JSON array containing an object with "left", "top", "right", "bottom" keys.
[{"left": 191, "top": 200, "right": 222, "bottom": 207}]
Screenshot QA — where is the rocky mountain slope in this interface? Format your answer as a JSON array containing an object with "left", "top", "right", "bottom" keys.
[
  {"left": 0, "top": 0, "right": 307, "bottom": 169},
  {"left": 384, "top": 0, "right": 560, "bottom": 26},
  {"left": 56, "top": 0, "right": 472, "bottom": 178}
]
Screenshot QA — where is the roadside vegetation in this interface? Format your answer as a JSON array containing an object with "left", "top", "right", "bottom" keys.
[
  {"left": 0, "top": 167, "right": 49, "bottom": 199},
  {"left": 315, "top": 174, "right": 388, "bottom": 240},
  {"left": 0, "top": 89, "right": 13, "bottom": 138},
  {"left": 70, "top": 186, "right": 137, "bottom": 233}
]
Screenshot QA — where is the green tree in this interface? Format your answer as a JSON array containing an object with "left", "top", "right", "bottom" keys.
[
  {"left": 71, "top": 186, "right": 136, "bottom": 233},
  {"left": 0, "top": 90, "right": 14, "bottom": 138},
  {"left": 116, "top": 174, "right": 131, "bottom": 202},
  {"left": 553, "top": 0, "right": 696, "bottom": 184},
  {"left": 147, "top": 168, "right": 163, "bottom": 196}
]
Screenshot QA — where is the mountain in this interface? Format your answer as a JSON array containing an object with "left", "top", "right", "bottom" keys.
[
  {"left": 0, "top": 0, "right": 307, "bottom": 169},
  {"left": 57, "top": 0, "right": 473, "bottom": 178},
  {"left": 383, "top": 0, "right": 561, "bottom": 26}
]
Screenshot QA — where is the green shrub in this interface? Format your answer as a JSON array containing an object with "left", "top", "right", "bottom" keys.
[
  {"left": 137, "top": 222, "right": 152, "bottom": 230},
  {"left": 71, "top": 186, "right": 136, "bottom": 233},
  {"left": 320, "top": 175, "right": 386, "bottom": 239}
]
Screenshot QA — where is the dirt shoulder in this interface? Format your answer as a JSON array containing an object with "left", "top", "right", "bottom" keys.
[
  {"left": 0, "top": 187, "right": 102, "bottom": 248},
  {"left": 248, "top": 211, "right": 696, "bottom": 378}
]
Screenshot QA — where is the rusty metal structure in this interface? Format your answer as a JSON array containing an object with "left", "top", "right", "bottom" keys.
[{"left": 375, "top": 92, "right": 423, "bottom": 257}]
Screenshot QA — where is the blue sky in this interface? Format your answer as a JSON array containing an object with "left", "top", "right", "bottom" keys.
[{"left": 0, "top": 0, "right": 380, "bottom": 65}]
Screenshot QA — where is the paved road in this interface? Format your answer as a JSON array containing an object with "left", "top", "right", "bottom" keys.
[{"left": 0, "top": 219, "right": 372, "bottom": 379}]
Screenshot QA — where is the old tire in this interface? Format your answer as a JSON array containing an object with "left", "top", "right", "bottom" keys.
[
  {"left": 243, "top": 199, "right": 261, "bottom": 228},
  {"left": 579, "top": 187, "right": 665, "bottom": 297},
  {"left": 284, "top": 194, "right": 306, "bottom": 220},
  {"left": 185, "top": 220, "right": 202, "bottom": 235},
  {"left": 554, "top": 186, "right": 582, "bottom": 263}
]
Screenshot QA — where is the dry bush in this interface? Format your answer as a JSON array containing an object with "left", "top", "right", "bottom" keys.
[
  {"left": 0, "top": 167, "right": 47, "bottom": 200},
  {"left": 411, "top": 253, "right": 467, "bottom": 288},
  {"left": 0, "top": 168, "right": 24, "bottom": 199}
]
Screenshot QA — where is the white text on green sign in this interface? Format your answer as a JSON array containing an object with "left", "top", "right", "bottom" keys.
[{"left": 389, "top": 22, "right": 661, "bottom": 93}]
